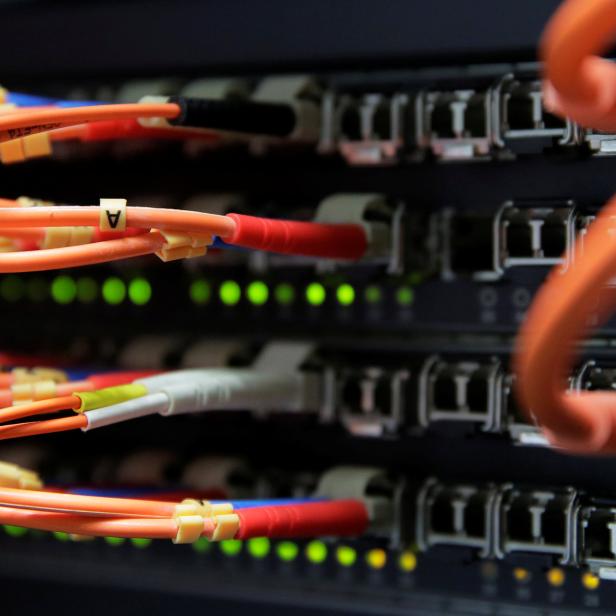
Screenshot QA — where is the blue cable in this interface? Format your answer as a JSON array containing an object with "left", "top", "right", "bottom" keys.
[
  {"left": 5, "top": 91, "right": 101, "bottom": 108},
  {"left": 62, "top": 487, "right": 324, "bottom": 506}
]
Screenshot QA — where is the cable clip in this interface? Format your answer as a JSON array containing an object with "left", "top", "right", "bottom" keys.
[
  {"left": 11, "top": 367, "right": 67, "bottom": 384},
  {"left": 17, "top": 196, "right": 55, "bottom": 207},
  {"left": 211, "top": 513, "right": 240, "bottom": 541},
  {"left": 41, "top": 226, "right": 94, "bottom": 250},
  {"left": 99, "top": 198, "right": 127, "bottom": 232},
  {"left": 12, "top": 379, "right": 58, "bottom": 403},
  {"left": 0, "top": 460, "right": 42, "bottom": 490},
  {"left": 155, "top": 229, "right": 213, "bottom": 262},
  {"left": 0, "top": 133, "right": 52, "bottom": 165}
]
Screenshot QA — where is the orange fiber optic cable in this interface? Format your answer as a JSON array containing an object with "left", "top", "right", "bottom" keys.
[{"left": 515, "top": 0, "right": 616, "bottom": 453}]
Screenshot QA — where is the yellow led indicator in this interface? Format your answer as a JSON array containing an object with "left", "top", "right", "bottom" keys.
[
  {"left": 306, "top": 540, "right": 328, "bottom": 564},
  {"left": 336, "top": 545, "right": 357, "bottom": 567},
  {"left": 547, "top": 567, "right": 565, "bottom": 587},
  {"left": 366, "top": 548, "right": 387, "bottom": 570},
  {"left": 582, "top": 571, "right": 600, "bottom": 591},
  {"left": 480, "top": 561, "right": 498, "bottom": 580},
  {"left": 513, "top": 567, "right": 530, "bottom": 583},
  {"left": 398, "top": 550, "right": 417, "bottom": 572}
]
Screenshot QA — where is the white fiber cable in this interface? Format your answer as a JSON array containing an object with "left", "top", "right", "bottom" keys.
[
  {"left": 83, "top": 392, "right": 169, "bottom": 431},
  {"left": 82, "top": 369, "right": 321, "bottom": 430}
]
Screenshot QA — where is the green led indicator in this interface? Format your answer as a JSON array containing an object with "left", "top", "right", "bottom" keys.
[
  {"left": 102, "top": 277, "right": 126, "bottom": 305},
  {"left": 336, "top": 283, "right": 355, "bottom": 306},
  {"left": 274, "top": 283, "right": 295, "bottom": 306},
  {"left": 246, "top": 281, "right": 269, "bottom": 306},
  {"left": 0, "top": 275, "right": 24, "bottom": 302},
  {"left": 336, "top": 545, "right": 357, "bottom": 567},
  {"left": 51, "top": 276, "right": 76, "bottom": 305},
  {"left": 248, "top": 537, "right": 270, "bottom": 559},
  {"left": 306, "top": 540, "right": 328, "bottom": 564},
  {"left": 219, "top": 280, "right": 241, "bottom": 306},
  {"left": 130, "top": 537, "right": 152, "bottom": 549},
  {"left": 396, "top": 286, "right": 414, "bottom": 307},
  {"left": 305, "top": 282, "right": 326, "bottom": 307},
  {"left": 26, "top": 277, "right": 48, "bottom": 303},
  {"left": 53, "top": 531, "right": 70, "bottom": 542},
  {"left": 76, "top": 277, "right": 98, "bottom": 304},
  {"left": 128, "top": 277, "right": 152, "bottom": 306},
  {"left": 189, "top": 279, "right": 211, "bottom": 305},
  {"left": 219, "top": 539, "right": 242, "bottom": 556},
  {"left": 104, "top": 536, "right": 126, "bottom": 547},
  {"left": 408, "top": 271, "right": 424, "bottom": 285},
  {"left": 4, "top": 525, "right": 27, "bottom": 538},
  {"left": 192, "top": 537, "right": 212, "bottom": 554},
  {"left": 364, "top": 285, "right": 382, "bottom": 304},
  {"left": 276, "top": 541, "right": 299, "bottom": 562}
]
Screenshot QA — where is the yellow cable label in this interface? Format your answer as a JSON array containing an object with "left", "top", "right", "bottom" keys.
[
  {"left": 75, "top": 383, "right": 148, "bottom": 413},
  {"left": 99, "top": 198, "right": 127, "bottom": 232}
]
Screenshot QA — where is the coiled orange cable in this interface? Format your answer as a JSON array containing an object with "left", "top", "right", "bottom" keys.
[{"left": 516, "top": 0, "right": 616, "bottom": 453}]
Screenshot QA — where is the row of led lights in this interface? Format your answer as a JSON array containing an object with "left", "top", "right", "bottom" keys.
[
  {"left": 0, "top": 274, "right": 152, "bottom": 306},
  {"left": 0, "top": 274, "right": 418, "bottom": 309},
  {"left": 2, "top": 523, "right": 412, "bottom": 571},
  {"left": 189, "top": 279, "right": 416, "bottom": 308},
  {"left": 1, "top": 524, "right": 605, "bottom": 589},
  {"left": 483, "top": 561, "right": 602, "bottom": 592}
]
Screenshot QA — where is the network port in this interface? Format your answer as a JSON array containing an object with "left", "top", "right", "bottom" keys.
[
  {"left": 573, "top": 360, "right": 616, "bottom": 393},
  {"left": 419, "top": 89, "right": 492, "bottom": 160},
  {"left": 418, "top": 356, "right": 503, "bottom": 431},
  {"left": 494, "top": 486, "right": 577, "bottom": 563},
  {"left": 337, "top": 367, "right": 409, "bottom": 436},
  {"left": 416, "top": 478, "right": 496, "bottom": 555},
  {"left": 579, "top": 506, "right": 616, "bottom": 572},
  {"left": 502, "top": 374, "right": 548, "bottom": 446},
  {"left": 326, "top": 93, "right": 408, "bottom": 165},
  {"left": 494, "top": 201, "right": 579, "bottom": 275},
  {"left": 494, "top": 75, "right": 578, "bottom": 154}
]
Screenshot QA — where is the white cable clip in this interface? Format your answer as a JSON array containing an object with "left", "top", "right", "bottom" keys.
[
  {"left": 155, "top": 229, "right": 213, "bottom": 262},
  {"left": 99, "top": 198, "right": 127, "bottom": 232}
]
